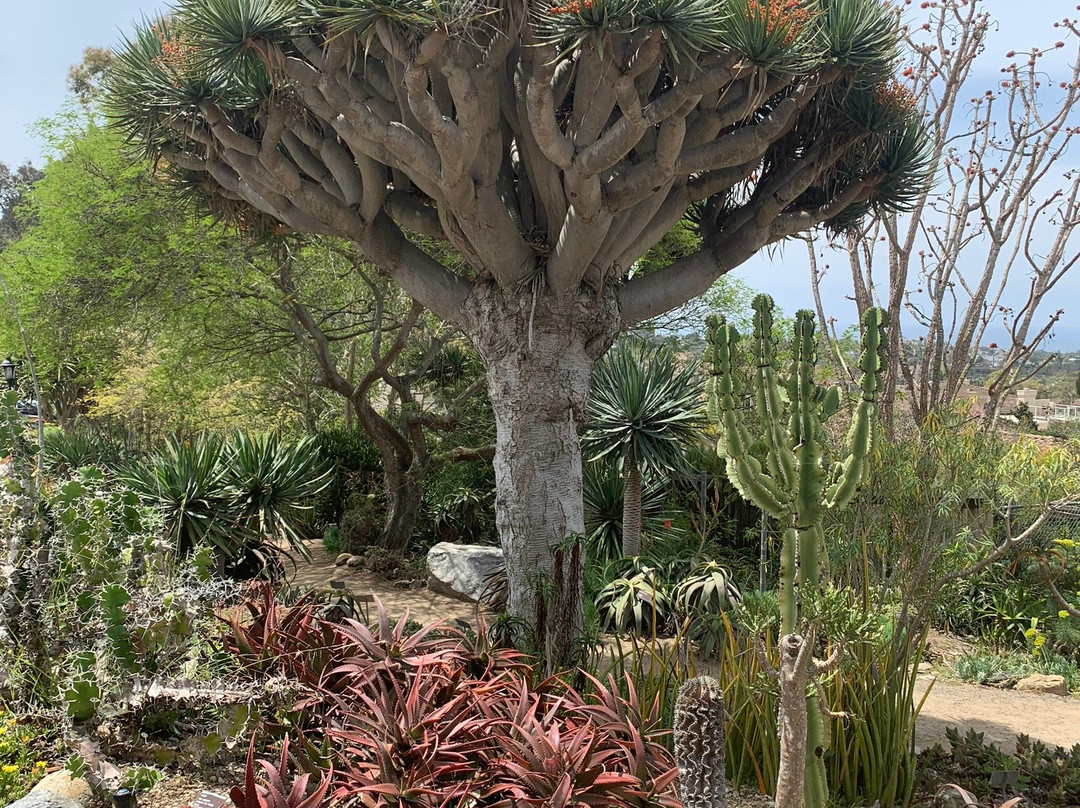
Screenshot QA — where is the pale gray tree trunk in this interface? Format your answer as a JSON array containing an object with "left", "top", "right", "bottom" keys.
[{"left": 464, "top": 283, "right": 618, "bottom": 668}]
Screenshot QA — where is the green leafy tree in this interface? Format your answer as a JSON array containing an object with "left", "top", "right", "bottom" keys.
[
  {"left": 0, "top": 162, "right": 42, "bottom": 247},
  {"left": 583, "top": 339, "right": 704, "bottom": 556},
  {"left": 1013, "top": 401, "right": 1038, "bottom": 433},
  {"left": 107, "top": 0, "right": 930, "bottom": 661},
  {"left": 4, "top": 115, "right": 491, "bottom": 549}
]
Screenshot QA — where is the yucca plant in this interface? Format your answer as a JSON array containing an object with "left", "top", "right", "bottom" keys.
[
  {"left": 583, "top": 461, "right": 673, "bottom": 564},
  {"left": 43, "top": 428, "right": 125, "bottom": 475},
  {"left": 121, "top": 433, "right": 236, "bottom": 559},
  {"left": 225, "top": 431, "right": 330, "bottom": 558},
  {"left": 583, "top": 340, "right": 705, "bottom": 557}
]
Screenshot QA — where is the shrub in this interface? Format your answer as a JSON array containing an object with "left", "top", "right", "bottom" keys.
[
  {"left": 1, "top": 459, "right": 232, "bottom": 712},
  {"left": 322, "top": 525, "right": 341, "bottom": 555},
  {"left": 418, "top": 460, "right": 497, "bottom": 548},
  {"left": 952, "top": 650, "right": 1080, "bottom": 691},
  {"left": 311, "top": 426, "right": 382, "bottom": 527},
  {"left": 919, "top": 728, "right": 1080, "bottom": 807},
  {"left": 338, "top": 494, "right": 382, "bottom": 554}
]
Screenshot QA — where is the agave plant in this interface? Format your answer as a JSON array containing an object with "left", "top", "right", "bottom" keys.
[{"left": 583, "top": 340, "right": 705, "bottom": 558}]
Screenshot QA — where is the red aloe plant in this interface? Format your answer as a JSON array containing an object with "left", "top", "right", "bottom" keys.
[
  {"left": 225, "top": 588, "right": 680, "bottom": 808},
  {"left": 221, "top": 582, "right": 340, "bottom": 683},
  {"left": 231, "top": 736, "right": 331, "bottom": 808}
]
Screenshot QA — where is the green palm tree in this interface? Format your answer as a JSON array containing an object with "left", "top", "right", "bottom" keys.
[{"left": 583, "top": 340, "right": 705, "bottom": 557}]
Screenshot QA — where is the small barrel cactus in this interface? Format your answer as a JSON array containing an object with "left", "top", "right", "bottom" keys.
[{"left": 674, "top": 675, "right": 726, "bottom": 808}]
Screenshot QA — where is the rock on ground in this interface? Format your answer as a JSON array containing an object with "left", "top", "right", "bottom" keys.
[
  {"left": 426, "top": 543, "right": 504, "bottom": 603},
  {"left": 1015, "top": 674, "right": 1068, "bottom": 696},
  {"left": 4, "top": 773, "right": 94, "bottom": 808}
]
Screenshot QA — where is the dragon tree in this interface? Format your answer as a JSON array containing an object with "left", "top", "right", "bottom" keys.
[{"left": 107, "top": 0, "right": 929, "bottom": 664}]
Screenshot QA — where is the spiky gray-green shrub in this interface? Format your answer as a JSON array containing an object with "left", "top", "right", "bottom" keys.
[{"left": 674, "top": 675, "right": 727, "bottom": 808}]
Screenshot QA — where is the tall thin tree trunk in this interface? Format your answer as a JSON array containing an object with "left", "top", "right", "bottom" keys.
[
  {"left": 774, "top": 633, "right": 812, "bottom": 808},
  {"left": 381, "top": 462, "right": 423, "bottom": 554},
  {"left": 465, "top": 283, "right": 618, "bottom": 668},
  {"left": 355, "top": 399, "right": 421, "bottom": 555},
  {"left": 622, "top": 453, "right": 642, "bottom": 557}
]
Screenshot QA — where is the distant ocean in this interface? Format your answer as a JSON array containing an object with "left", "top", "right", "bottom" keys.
[{"left": 990, "top": 323, "right": 1080, "bottom": 353}]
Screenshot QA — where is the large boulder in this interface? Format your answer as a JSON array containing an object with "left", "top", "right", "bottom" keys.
[
  {"left": 5, "top": 772, "right": 95, "bottom": 808},
  {"left": 426, "top": 543, "right": 504, "bottom": 603},
  {"left": 1016, "top": 674, "right": 1068, "bottom": 696}
]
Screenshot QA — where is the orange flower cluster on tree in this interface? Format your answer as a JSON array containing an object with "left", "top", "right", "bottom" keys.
[
  {"left": 150, "top": 25, "right": 195, "bottom": 79},
  {"left": 744, "top": 0, "right": 813, "bottom": 47},
  {"left": 871, "top": 79, "right": 918, "bottom": 118},
  {"left": 550, "top": 0, "right": 592, "bottom": 14}
]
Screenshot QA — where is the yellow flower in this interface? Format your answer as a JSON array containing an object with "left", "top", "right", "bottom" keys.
[
  {"left": 34, "top": 761, "right": 47, "bottom": 769},
  {"left": 1, "top": 764, "right": 19, "bottom": 774}
]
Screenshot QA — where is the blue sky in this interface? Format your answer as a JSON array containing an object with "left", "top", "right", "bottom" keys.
[{"left": 2, "top": 1, "right": 1078, "bottom": 347}]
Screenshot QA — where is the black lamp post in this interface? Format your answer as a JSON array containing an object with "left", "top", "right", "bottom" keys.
[{"left": 1, "top": 357, "right": 15, "bottom": 390}]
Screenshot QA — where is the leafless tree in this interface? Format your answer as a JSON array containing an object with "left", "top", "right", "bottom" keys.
[
  {"left": 811, "top": 2, "right": 1080, "bottom": 430},
  {"left": 204, "top": 240, "right": 492, "bottom": 553}
]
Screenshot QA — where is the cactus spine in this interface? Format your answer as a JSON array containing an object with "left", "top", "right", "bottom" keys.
[
  {"left": 705, "top": 295, "right": 887, "bottom": 808},
  {"left": 674, "top": 676, "right": 726, "bottom": 808}
]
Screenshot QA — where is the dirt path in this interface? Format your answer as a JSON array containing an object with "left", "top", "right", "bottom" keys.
[
  {"left": 285, "top": 543, "right": 488, "bottom": 628},
  {"left": 287, "top": 544, "right": 1080, "bottom": 754},
  {"left": 914, "top": 676, "right": 1080, "bottom": 752}
]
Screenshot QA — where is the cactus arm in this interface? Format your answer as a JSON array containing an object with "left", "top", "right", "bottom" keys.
[
  {"left": 708, "top": 313, "right": 787, "bottom": 519},
  {"left": 721, "top": 412, "right": 787, "bottom": 520},
  {"left": 791, "top": 312, "right": 825, "bottom": 529},
  {"left": 752, "top": 295, "right": 797, "bottom": 493},
  {"left": 779, "top": 527, "right": 798, "bottom": 635},
  {"left": 824, "top": 308, "right": 887, "bottom": 510}
]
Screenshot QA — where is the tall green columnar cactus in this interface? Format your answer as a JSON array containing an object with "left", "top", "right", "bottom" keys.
[
  {"left": 705, "top": 295, "right": 887, "bottom": 808},
  {"left": 674, "top": 676, "right": 726, "bottom": 808}
]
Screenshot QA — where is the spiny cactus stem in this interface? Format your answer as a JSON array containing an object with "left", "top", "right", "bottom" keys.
[
  {"left": 674, "top": 676, "right": 727, "bottom": 808},
  {"left": 780, "top": 527, "right": 797, "bottom": 636}
]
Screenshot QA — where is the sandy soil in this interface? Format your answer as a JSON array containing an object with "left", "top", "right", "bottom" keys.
[
  {"left": 290, "top": 544, "right": 1080, "bottom": 755},
  {"left": 913, "top": 676, "right": 1080, "bottom": 752}
]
